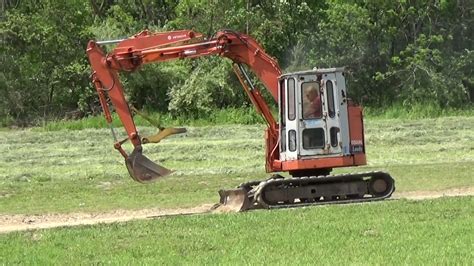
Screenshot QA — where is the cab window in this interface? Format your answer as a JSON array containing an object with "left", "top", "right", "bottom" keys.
[
  {"left": 326, "top": 80, "right": 335, "bottom": 118},
  {"left": 302, "top": 82, "right": 322, "bottom": 119},
  {"left": 287, "top": 78, "right": 296, "bottom": 121},
  {"left": 302, "top": 128, "right": 325, "bottom": 149},
  {"left": 279, "top": 79, "right": 286, "bottom": 127}
]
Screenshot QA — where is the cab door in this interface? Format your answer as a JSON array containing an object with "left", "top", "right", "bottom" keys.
[
  {"left": 298, "top": 74, "right": 342, "bottom": 156},
  {"left": 299, "top": 76, "right": 327, "bottom": 156}
]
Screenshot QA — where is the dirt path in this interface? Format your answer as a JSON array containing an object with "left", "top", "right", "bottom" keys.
[
  {"left": 0, "top": 204, "right": 216, "bottom": 234},
  {"left": 1, "top": 187, "right": 472, "bottom": 234}
]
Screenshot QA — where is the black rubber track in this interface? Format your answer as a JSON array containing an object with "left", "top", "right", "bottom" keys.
[{"left": 240, "top": 171, "right": 395, "bottom": 210}]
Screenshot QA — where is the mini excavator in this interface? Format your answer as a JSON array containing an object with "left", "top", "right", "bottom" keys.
[{"left": 86, "top": 29, "right": 395, "bottom": 211}]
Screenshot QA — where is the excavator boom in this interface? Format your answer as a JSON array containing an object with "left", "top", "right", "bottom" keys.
[{"left": 87, "top": 29, "right": 282, "bottom": 182}]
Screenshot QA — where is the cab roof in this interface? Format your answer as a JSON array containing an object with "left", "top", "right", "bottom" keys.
[{"left": 279, "top": 67, "right": 345, "bottom": 79}]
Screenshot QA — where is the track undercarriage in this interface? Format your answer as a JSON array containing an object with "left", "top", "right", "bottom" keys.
[{"left": 218, "top": 171, "right": 395, "bottom": 211}]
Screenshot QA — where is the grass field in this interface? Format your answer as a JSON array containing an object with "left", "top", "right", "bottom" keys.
[
  {"left": 0, "top": 115, "right": 473, "bottom": 264},
  {"left": 1, "top": 196, "right": 472, "bottom": 264},
  {"left": 0, "top": 116, "right": 473, "bottom": 214},
  {"left": 6, "top": 104, "right": 471, "bottom": 130}
]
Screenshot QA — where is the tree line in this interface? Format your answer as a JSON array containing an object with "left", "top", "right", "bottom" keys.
[{"left": 1, "top": 0, "right": 472, "bottom": 124}]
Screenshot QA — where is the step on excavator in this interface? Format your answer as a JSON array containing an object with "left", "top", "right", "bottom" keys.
[{"left": 86, "top": 29, "right": 395, "bottom": 211}]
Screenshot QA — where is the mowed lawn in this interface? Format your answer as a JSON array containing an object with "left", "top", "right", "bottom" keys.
[
  {"left": 0, "top": 116, "right": 473, "bottom": 214},
  {"left": 1, "top": 196, "right": 472, "bottom": 264}
]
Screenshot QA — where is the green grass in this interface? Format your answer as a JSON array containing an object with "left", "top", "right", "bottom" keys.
[
  {"left": 32, "top": 107, "right": 266, "bottom": 131},
  {"left": 0, "top": 116, "right": 473, "bottom": 215},
  {"left": 1, "top": 196, "right": 472, "bottom": 264},
  {"left": 364, "top": 103, "right": 474, "bottom": 119},
  {"left": 4, "top": 104, "right": 472, "bottom": 131}
]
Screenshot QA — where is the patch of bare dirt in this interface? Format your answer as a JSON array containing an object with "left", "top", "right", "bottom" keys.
[
  {"left": 1, "top": 187, "right": 472, "bottom": 234},
  {"left": 0, "top": 204, "right": 215, "bottom": 234}
]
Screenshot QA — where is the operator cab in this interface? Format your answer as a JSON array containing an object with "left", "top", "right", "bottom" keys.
[{"left": 278, "top": 68, "right": 363, "bottom": 168}]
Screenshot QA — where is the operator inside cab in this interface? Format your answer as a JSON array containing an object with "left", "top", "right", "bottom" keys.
[
  {"left": 301, "top": 82, "right": 324, "bottom": 150},
  {"left": 302, "top": 83, "right": 322, "bottom": 119}
]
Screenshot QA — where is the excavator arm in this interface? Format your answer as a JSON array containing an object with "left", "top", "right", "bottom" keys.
[{"left": 86, "top": 29, "right": 282, "bottom": 183}]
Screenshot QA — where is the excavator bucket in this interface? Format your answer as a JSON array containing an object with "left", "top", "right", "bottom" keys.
[
  {"left": 125, "top": 146, "right": 172, "bottom": 183},
  {"left": 217, "top": 188, "right": 252, "bottom": 212}
]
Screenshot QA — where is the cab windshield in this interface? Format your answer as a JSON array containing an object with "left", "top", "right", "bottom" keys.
[{"left": 302, "top": 81, "right": 322, "bottom": 119}]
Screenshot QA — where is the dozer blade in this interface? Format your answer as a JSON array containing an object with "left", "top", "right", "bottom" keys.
[
  {"left": 125, "top": 146, "right": 172, "bottom": 183},
  {"left": 217, "top": 188, "right": 252, "bottom": 212}
]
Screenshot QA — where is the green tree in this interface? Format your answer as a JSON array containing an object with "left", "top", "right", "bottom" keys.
[{"left": 1, "top": 0, "right": 93, "bottom": 122}]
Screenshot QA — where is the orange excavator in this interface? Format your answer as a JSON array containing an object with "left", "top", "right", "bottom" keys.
[{"left": 87, "top": 29, "right": 395, "bottom": 211}]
